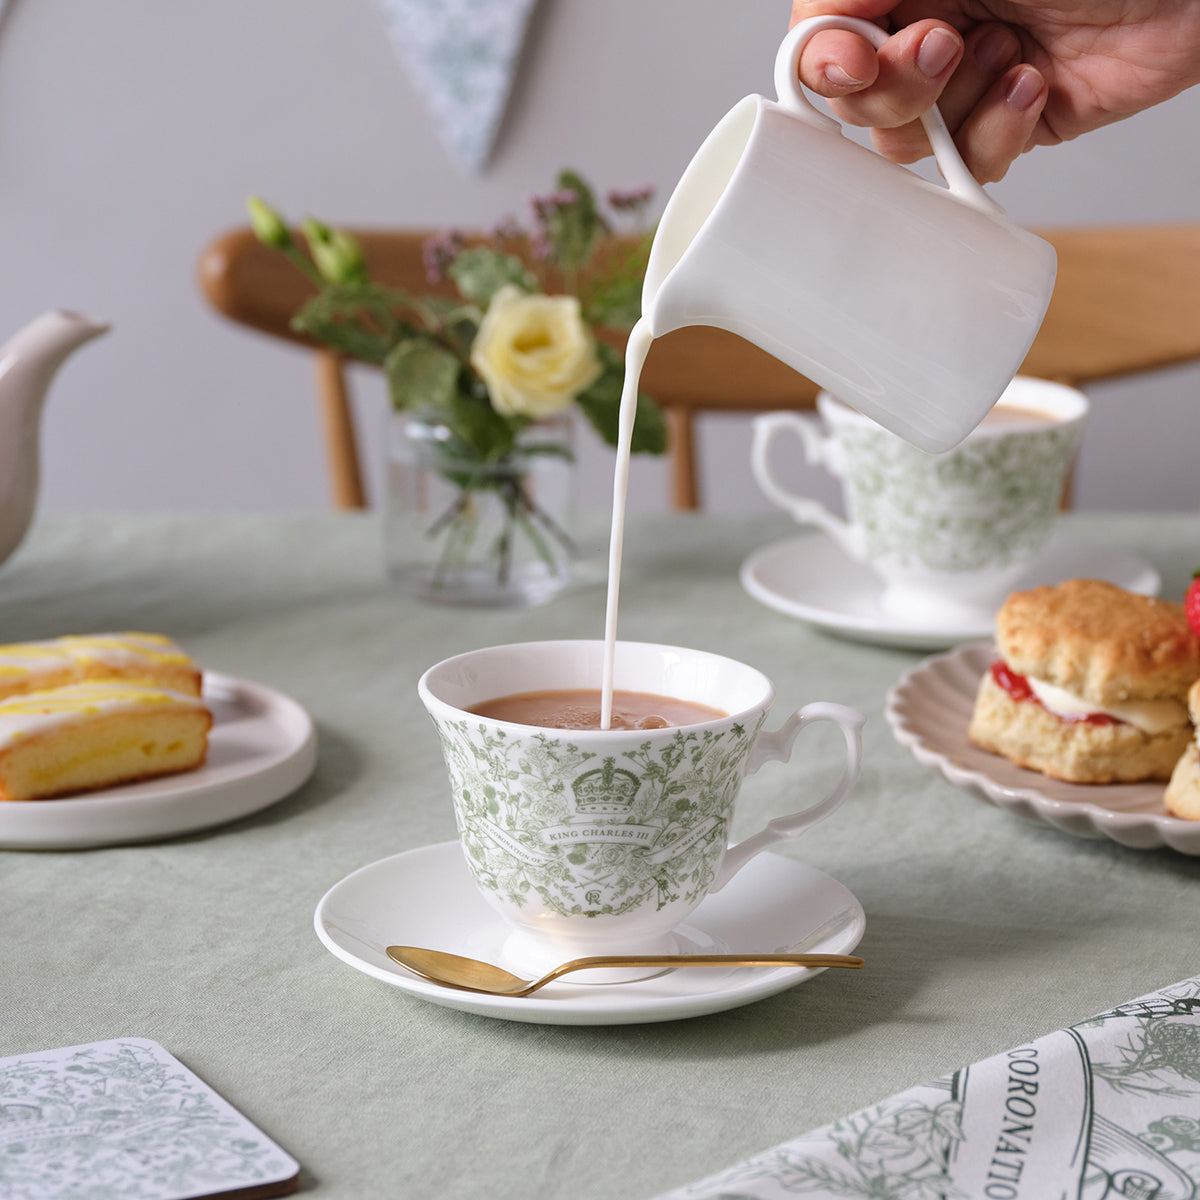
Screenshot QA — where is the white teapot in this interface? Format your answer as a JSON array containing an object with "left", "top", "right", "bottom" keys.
[{"left": 0, "top": 310, "right": 110, "bottom": 569}]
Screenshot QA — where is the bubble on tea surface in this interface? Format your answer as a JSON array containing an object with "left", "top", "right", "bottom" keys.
[{"left": 634, "top": 714, "right": 669, "bottom": 729}]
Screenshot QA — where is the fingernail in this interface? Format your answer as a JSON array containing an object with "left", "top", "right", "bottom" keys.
[
  {"left": 824, "top": 63, "right": 864, "bottom": 88},
  {"left": 1006, "top": 65, "right": 1044, "bottom": 110},
  {"left": 917, "top": 28, "right": 960, "bottom": 78},
  {"left": 975, "top": 28, "right": 1018, "bottom": 72}
]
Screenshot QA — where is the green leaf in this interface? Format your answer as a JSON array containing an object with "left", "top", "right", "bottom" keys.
[
  {"left": 546, "top": 169, "right": 608, "bottom": 273},
  {"left": 292, "top": 283, "right": 427, "bottom": 363},
  {"left": 585, "top": 276, "right": 643, "bottom": 332},
  {"left": 292, "top": 304, "right": 393, "bottom": 365},
  {"left": 440, "top": 391, "right": 521, "bottom": 463},
  {"left": 449, "top": 247, "right": 536, "bottom": 309},
  {"left": 384, "top": 339, "right": 461, "bottom": 413},
  {"left": 402, "top": 367, "right": 521, "bottom": 464},
  {"left": 575, "top": 343, "right": 667, "bottom": 455}
]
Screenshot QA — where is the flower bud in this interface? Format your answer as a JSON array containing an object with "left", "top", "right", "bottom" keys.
[
  {"left": 304, "top": 220, "right": 367, "bottom": 284},
  {"left": 246, "top": 196, "right": 292, "bottom": 249}
]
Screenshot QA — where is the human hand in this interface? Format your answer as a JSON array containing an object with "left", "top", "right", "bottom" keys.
[{"left": 790, "top": 0, "right": 1200, "bottom": 182}]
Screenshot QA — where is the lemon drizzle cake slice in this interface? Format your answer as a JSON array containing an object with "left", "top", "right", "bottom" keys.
[
  {"left": 0, "top": 682, "right": 213, "bottom": 802},
  {"left": 0, "top": 633, "right": 202, "bottom": 701}
]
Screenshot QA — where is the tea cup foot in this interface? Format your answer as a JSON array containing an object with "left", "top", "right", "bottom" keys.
[{"left": 878, "top": 582, "right": 1009, "bottom": 626}]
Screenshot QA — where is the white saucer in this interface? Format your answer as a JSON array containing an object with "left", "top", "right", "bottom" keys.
[
  {"left": 0, "top": 673, "right": 317, "bottom": 850},
  {"left": 886, "top": 643, "right": 1200, "bottom": 855},
  {"left": 740, "top": 528, "right": 1160, "bottom": 650},
  {"left": 314, "top": 840, "right": 866, "bottom": 1026}
]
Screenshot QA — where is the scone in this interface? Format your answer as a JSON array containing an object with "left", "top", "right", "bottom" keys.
[
  {"left": 0, "top": 633, "right": 202, "bottom": 700},
  {"left": 1165, "top": 679, "right": 1200, "bottom": 820},
  {"left": 0, "top": 682, "right": 213, "bottom": 802},
  {"left": 968, "top": 579, "right": 1200, "bottom": 784}
]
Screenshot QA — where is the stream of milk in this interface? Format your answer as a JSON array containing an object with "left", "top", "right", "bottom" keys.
[{"left": 599, "top": 316, "right": 655, "bottom": 729}]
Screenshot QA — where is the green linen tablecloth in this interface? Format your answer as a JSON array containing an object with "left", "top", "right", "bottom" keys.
[{"left": 2, "top": 510, "right": 1198, "bottom": 1200}]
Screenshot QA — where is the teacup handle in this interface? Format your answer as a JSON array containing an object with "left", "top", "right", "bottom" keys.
[
  {"left": 711, "top": 702, "right": 864, "bottom": 892},
  {"left": 775, "top": 15, "right": 1005, "bottom": 219},
  {"left": 750, "top": 412, "right": 865, "bottom": 559}
]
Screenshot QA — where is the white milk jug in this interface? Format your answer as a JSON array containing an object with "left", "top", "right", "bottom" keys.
[{"left": 639, "top": 15, "right": 1057, "bottom": 453}]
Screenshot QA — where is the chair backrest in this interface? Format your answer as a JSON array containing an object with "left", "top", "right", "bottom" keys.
[{"left": 198, "top": 223, "right": 1200, "bottom": 510}]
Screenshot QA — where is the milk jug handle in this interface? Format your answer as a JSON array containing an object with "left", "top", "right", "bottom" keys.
[{"left": 774, "top": 15, "right": 1005, "bottom": 218}]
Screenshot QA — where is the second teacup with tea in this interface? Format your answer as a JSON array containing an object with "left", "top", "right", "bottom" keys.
[
  {"left": 751, "top": 376, "right": 1088, "bottom": 621},
  {"left": 419, "top": 639, "right": 864, "bottom": 977}
]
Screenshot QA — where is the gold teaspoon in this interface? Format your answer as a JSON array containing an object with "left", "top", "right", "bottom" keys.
[{"left": 385, "top": 945, "right": 864, "bottom": 997}]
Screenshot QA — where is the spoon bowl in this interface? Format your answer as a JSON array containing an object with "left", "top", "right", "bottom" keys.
[{"left": 385, "top": 945, "right": 864, "bottom": 997}]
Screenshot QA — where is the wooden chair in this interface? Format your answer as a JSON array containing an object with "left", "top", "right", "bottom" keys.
[{"left": 197, "top": 224, "right": 1200, "bottom": 510}]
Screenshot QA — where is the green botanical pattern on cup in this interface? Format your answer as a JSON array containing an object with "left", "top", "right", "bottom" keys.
[
  {"left": 838, "top": 423, "right": 1081, "bottom": 572},
  {"left": 432, "top": 716, "right": 763, "bottom": 918}
]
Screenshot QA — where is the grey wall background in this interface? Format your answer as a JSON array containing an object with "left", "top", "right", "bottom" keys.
[{"left": 1, "top": 0, "right": 1197, "bottom": 518}]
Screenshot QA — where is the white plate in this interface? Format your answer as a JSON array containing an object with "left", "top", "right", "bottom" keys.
[
  {"left": 0, "top": 673, "right": 317, "bottom": 850},
  {"left": 314, "top": 840, "right": 866, "bottom": 1025},
  {"left": 740, "top": 528, "right": 1160, "bottom": 650},
  {"left": 885, "top": 643, "right": 1200, "bottom": 854}
]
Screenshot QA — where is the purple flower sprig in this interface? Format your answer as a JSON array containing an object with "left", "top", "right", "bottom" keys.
[
  {"left": 606, "top": 185, "right": 655, "bottom": 216},
  {"left": 423, "top": 229, "right": 466, "bottom": 284}
]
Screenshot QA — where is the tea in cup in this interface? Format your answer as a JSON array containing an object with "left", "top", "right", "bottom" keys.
[
  {"left": 418, "top": 640, "right": 863, "bottom": 977},
  {"left": 750, "top": 377, "right": 1088, "bottom": 621}
]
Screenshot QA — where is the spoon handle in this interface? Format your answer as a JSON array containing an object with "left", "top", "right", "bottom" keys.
[{"left": 543, "top": 952, "right": 863, "bottom": 986}]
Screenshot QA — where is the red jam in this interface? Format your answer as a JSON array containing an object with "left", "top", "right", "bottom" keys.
[
  {"left": 990, "top": 659, "right": 1035, "bottom": 703},
  {"left": 989, "top": 660, "right": 1120, "bottom": 726}
]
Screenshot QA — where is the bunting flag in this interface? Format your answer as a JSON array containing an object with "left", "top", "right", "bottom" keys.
[{"left": 373, "top": 0, "right": 539, "bottom": 174}]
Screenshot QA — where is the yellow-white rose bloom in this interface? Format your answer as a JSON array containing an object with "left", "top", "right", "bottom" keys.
[{"left": 470, "top": 286, "right": 602, "bottom": 418}]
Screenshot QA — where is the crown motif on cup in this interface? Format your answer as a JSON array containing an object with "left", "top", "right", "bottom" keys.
[{"left": 571, "top": 758, "right": 640, "bottom": 815}]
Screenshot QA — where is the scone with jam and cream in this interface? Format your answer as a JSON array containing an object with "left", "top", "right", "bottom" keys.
[
  {"left": 968, "top": 579, "right": 1200, "bottom": 784},
  {"left": 0, "top": 633, "right": 202, "bottom": 700},
  {"left": 1165, "top": 679, "right": 1200, "bottom": 820}
]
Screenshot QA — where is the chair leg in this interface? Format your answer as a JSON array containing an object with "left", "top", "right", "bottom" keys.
[
  {"left": 315, "top": 350, "right": 367, "bottom": 510},
  {"left": 668, "top": 407, "right": 700, "bottom": 511}
]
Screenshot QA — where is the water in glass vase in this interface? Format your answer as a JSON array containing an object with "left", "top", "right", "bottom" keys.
[{"left": 384, "top": 412, "right": 576, "bottom": 607}]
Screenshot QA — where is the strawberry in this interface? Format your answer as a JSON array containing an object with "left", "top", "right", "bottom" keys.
[{"left": 1186, "top": 571, "right": 1200, "bottom": 638}]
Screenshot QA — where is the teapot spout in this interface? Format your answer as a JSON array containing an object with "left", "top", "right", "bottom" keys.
[
  {"left": 0, "top": 310, "right": 111, "bottom": 570},
  {"left": 0, "top": 309, "right": 111, "bottom": 378}
]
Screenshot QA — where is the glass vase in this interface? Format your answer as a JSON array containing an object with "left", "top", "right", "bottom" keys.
[{"left": 383, "top": 412, "right": 576, "bottom": 607}]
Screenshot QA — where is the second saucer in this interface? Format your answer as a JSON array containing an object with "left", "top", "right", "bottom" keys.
[{"left": 740, "top": 527, "right": 1160, "bottom": 651}]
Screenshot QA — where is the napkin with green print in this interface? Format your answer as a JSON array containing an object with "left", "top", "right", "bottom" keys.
[{"left": 654, "top": 974, "right": 1200, "bottom": 1200}]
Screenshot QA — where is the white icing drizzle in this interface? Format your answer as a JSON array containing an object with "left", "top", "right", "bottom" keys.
[
  {"left": 0, "top": 633, "right": 192, "bottom": 681},
  {"left": 0, "top": 682, "right": 206, "bottom": 749}
]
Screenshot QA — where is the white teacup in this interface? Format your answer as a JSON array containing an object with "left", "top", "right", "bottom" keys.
[
  {"left": 641, "top": 15, "right": 1057, "bottom": 454},
  {"left": 419, "top": 640, "right": 864, "bottom": 978},
  {"left": 751, "top": 378, "right": 1088, "bottom": 621}
]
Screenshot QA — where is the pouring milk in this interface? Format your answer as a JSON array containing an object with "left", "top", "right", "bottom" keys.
[{"left": 599, "top": 15, "right": 1056, "bottom": 726}]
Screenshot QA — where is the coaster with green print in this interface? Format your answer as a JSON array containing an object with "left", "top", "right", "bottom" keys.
[{"left": 0, "top": 1038, "right": 299, "bottom": 1200}]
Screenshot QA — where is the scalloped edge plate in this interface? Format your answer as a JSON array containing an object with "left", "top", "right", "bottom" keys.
[{"left": 885, "top": 642, "right": 1200, "bottom": 854}]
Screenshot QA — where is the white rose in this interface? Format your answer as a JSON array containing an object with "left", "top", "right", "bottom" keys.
[{"left": 470, "top": 285, "right": 602, "bottom": 418}]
